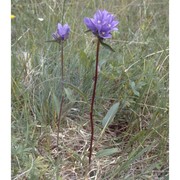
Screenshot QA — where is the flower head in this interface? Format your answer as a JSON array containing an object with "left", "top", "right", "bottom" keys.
[
  {"left": 84, "top": 10, "right": 119, "bottom": 39},
  {"left": 52, "top": 23, "right": 70, "bottom": 42}
]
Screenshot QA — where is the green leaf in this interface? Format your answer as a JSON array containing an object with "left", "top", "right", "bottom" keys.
[
  {"left": 79, "top": 50, "right": 90, "bottom": 68},
  {"left": 64, "top": 82, "right": 88, "bottom": 102},
  {"left": 120, "top": 143, "right": 155, "bottom": 171},
  {"left": 129, "top": 80, "right": 140, "bottom": 96},
  {"left": 136, "top": 81, "right": 146, "bottom": 89},
  {"left": 96, "top": 148, "right": 119, "bottom": 158},
  {"left": 84, "top": 29, "right": 91, "bottom": 33},
  {"left": 64, "top": 87, "right": 75, "bottom": 102},
  {"left": 53, "top": 93, "right": 60, "bottom": 113},
  {"left": 102, "top": 102, "right": 120, "bottom": 127},
  {"left": 99, "top": 39, "right": 115, "bottom": 52},
  {"left": 108, "top": 142, "right": 156, "bottom": 179},
  {"left": 45, "top": 40, "right": 58, "bottom": 43}
]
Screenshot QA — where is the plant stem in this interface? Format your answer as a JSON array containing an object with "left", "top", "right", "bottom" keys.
[
  {"left": 89, "top": 38, "right": 100, "bottom": 164},
  {"left": 56, "top": 41, "right": 64, "bottom": 179},
  {"left": 57, "top": 41, "right": 64, "bottom": 146}
]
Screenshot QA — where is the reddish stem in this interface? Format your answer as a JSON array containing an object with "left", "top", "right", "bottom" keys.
[
  {"left": 89, "top": 38, "right": 100, "bottom": 164},
  {"left": 57, "top": 41, "right": 64, "bottom": 149}
]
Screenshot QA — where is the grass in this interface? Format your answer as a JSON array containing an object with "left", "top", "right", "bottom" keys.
[{"left": 12, "top": 0, "right": 168, "bottom": 179}]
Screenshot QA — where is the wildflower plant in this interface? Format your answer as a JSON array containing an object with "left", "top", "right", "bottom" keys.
[
  {"left": 51, "top": 22, "right": 70, "bottom": 145},
  {"left": 47, "top": 20, "right": 70, "bottom": 178},
  {"left": 84, "top": 9, "right": 119, "bottom": 164}
]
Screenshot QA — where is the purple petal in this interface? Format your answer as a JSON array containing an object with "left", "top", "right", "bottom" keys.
[
  {"left": 93, "top": 10, "right": 101, "bottom": 20},
  {"left": 99, "top": 31, "right": 112, "bottom": 39},
  {"left": 84, "top": 17, "right": 97, "bottom": 32},
  {"left": 57, "top": 23, "right": 63, "bottom": 31},
  {"left": 52, "top": 23, "right": 70, "bottom": 41},
  {"left": 63, "top": 24, "right": 70, "bottom": 33},
  {"left": 84, "top": 9, "right": 119, "bottom": 39},
  {"left": 111, "top": 20, "right": 119, "bottom": 27}
]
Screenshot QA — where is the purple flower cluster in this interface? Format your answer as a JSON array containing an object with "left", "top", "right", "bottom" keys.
[
  {"left": 51, "top": 10, "right": 118, "bottom": 41},
  {"left": 52, "top": 23, "right": 70, "bottom": 42},
  {"left": 84, "top": 10, "right": 119, "bottom": 39}
]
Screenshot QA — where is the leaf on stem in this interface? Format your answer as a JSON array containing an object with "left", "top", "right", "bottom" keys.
[
  {"left": 45, "top": 40, "right": 62, "bottom": 44},
  {"left": 99, "top": 39, "right": 115, "bottom": 52},
  {"left": 84, "top": 29, "right": 92, "bottom": 33},
  {"left": 45, "top": 40, "right": 58, "bottom": 43}
]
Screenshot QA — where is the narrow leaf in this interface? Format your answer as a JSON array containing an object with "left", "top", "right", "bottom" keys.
[
  {"left": 130, "top": 80, "right": 140, "bottom": 96},
  {"left": 84, "top": 29, "right": 91, "bottom": 33},
  {"left": 79, "top": 51, "right": 90, "bottom": 68},
  {"left": 96, "top": 148, "right": 119, "bottom": 158},
  {"left": 64, "top": 87, "right": 75, "bottom": 102},
  {"left": 119, "top": 143, "right": 155, "bottom": 171},
  {"left": 45, "top": 40, "right": 57, "bottom": 43},
  {"left": 102, "top": 102, "right": 120, "bottom": 127},
  {"left": 53, "top": 93, "right": 60, "bottom": 113},
  {"left": 64, "top": 82, "right": 88, "bottom": 102},
  {"left": 99, "top": 39, "right": 115, "bottom": 52}
]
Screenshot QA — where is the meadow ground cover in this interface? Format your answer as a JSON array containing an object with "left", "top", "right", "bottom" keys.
[{"left": 11, "top": 0, "right": 169, "bottom": 179}]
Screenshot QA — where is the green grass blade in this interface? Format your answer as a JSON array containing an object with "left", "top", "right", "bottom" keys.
[
  {"left": 96, "top": 148, "right": 119, "bottom": 158},
  {"left": 102, "top": 102, "right": 120, "bottom": 127}
]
